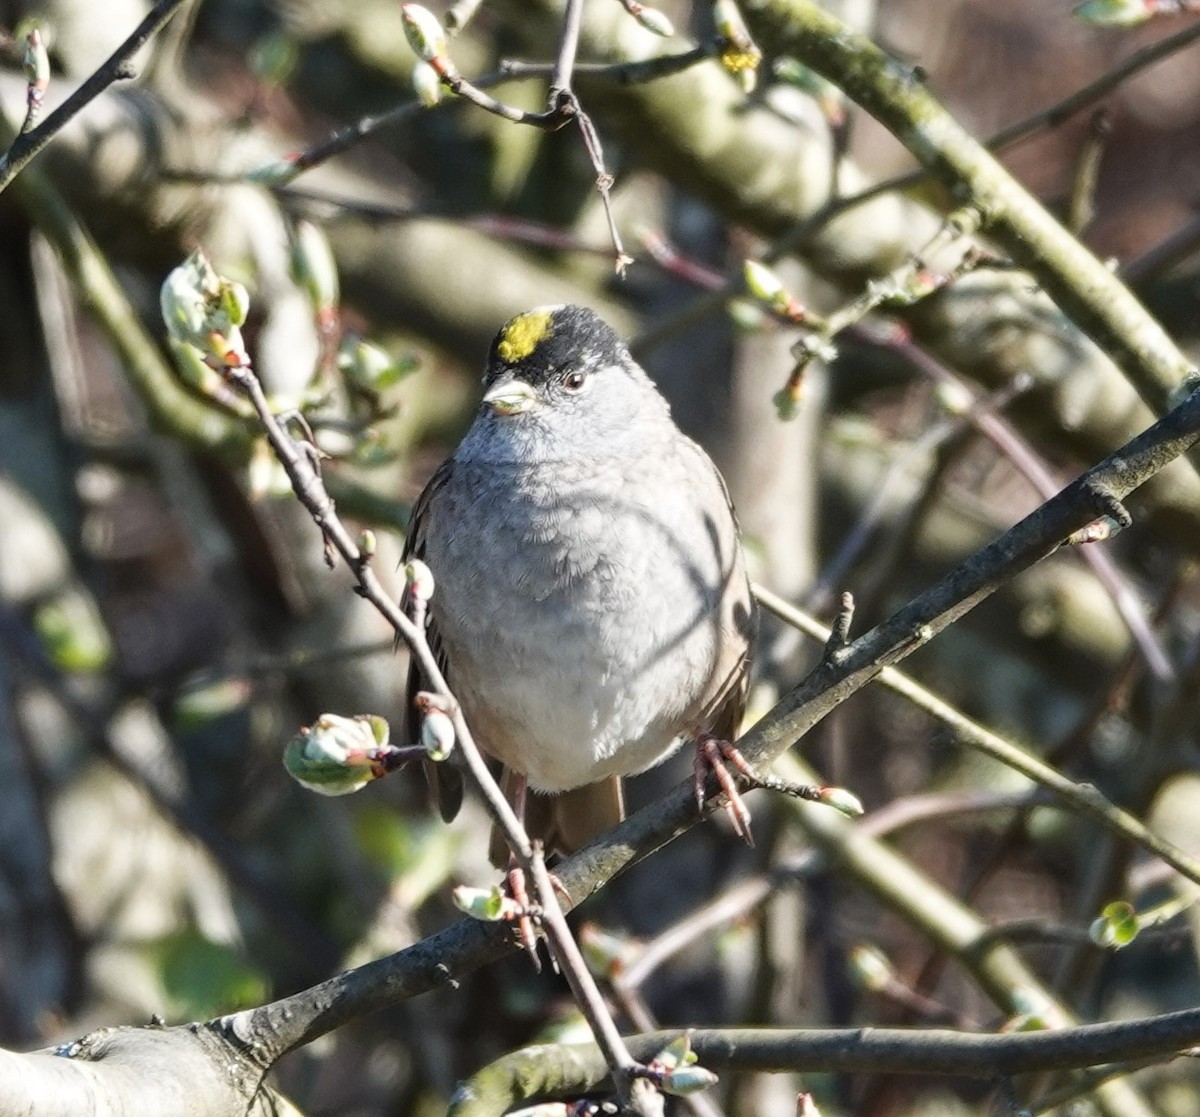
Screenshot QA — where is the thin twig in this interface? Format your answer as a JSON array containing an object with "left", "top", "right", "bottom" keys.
[
  {"left": 0, "top": 0, "right": 190, "bottom": 194},
  {"left": 439, "top": 70, "right": 572, "bottom": 126},
  {"left": 573, "top": 97, "right": 632, "bottom": 273},
  {"left": 501, "top": 45, "right": 714, "bottom": 84},
  {"left": 166, "top": 51, "right": 711, "bottom": 189},
  {"left": 869, "top": 325, "right": 1175, "bottom": 681},
  {"left": 278, "top": 188, "right": 620, "bottom": 255},
  {"left": 751, "top": 3, "right": 1194, "bottom": 425},
  {"left": 615, "top": 788, "right": 1044, "bottom": 994},
  {"left": 445, "top": 0, "right": 486, "bottom": 34},
  {"left": 549, "top": 0, "right": 585, "bottom": 103},
  {"left": 218, "top": 379, "right": 1200, "bottom": 1066},
  {"left": 453, "top": 1013, "right": 1200, "bottom": 1094},
  {"left": 225, "top": 359, "right": 648, "bottom": 1107},
  {"left": 752, "top": 584, "right": 1200, "bottom": 885},
  {"left": 792, "top": 17, "right": 1200, "bottom": 246}
]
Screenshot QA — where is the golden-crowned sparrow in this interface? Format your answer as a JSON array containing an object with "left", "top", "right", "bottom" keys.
[{"left": 404, "top": 305, "right": 755, "bottom": 858}]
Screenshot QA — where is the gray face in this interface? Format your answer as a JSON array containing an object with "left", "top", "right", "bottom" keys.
[{"left": 456, "top": 310, "right": 674, "bottom": 467}]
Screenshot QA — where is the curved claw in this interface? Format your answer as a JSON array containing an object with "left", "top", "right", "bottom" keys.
[
  {"left": 504, "top": 865, "right": 542, "bottom": 971},
  {"left": 694, "top": 735, "right": 757, "bottom": 847}
]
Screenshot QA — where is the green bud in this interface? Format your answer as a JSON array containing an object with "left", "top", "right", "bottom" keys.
[
  {"left": 420, "top": 708, "right": 456, "bottom": 761},
  {"left": 290, "top": 220, "right": 339, "bottom": 313},
  {"left": 166, "top": 335, "right": 213, "bottom": 392},
  {"left": 160, "top": 251, "right": 251, "bottom": 371},
  {"left": 661, "top": 1066, "right": 719, "bottom": 1096},
  {"left": 1072, "top": 0, "right": 1152, "bottom": 25},
  {"left": 452, "top": 884, "right": 517, "bottom": 921},
  {"left": 338, "top": 335, "right": 418, "bottom": 392},
  {"left": 580, "top": 923, "right": 636, "bottom": 977},
  {"left": 742, "top": 260, "right": 809, "bottom": 321},
  {"left": 633, "top": 5, "right": 674, "bottom": 36},
  {"left": 1090, "top": 900, "right": 1140, "bottom": 948},
  {"left": 743, "top": 259, "right": 785, "bottom": 303},
  {"left": 406, "top": 559, "right": 436, "bottom": 603},
  {"left": 773, "top": 385, "right": 802, "bottom": 422},
  {"left": 282, "top": 712, "right": 392, "bottom": 796},
  {"left": 816, "top": 786, "right": 864, "bottom": 817},
  {"left": 412, "top": 60, "right": 443, "bottom": 107},
  {"left": 358, "top": 529, "right": 377, "bottom": 559},
  {"left": 172, "top": 678, "right": 252, "bottom": 731},
  {"left": 401, "top": 5, "right": 449, "bottom": 63},
  {"left": 33, "top": 590, "right": 113, "bottom": 673},
  {"left": 847, "top": 944, "right": 893, "bottom": 991},
  {"left": 220, "top": 277, "right": 251, "bottom": 328},
  {"left": 23, "top": 27, "right": 49, "bottom": 91},
  {"left": 167, "top": 337, "right": 254, "bottom": 416},
  {"left": 653, "top": 1033, "right": 696, "bottom": 1070}
]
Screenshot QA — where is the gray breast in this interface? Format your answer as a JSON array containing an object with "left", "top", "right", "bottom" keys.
[{"left": 422, "top": 450, "right": 742, "bottom": 790}]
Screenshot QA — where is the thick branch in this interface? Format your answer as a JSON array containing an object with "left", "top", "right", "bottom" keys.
[
  {"left": 741, "top": 0, "right": 1192, "bottom": 416},
  {"left": 10, "top": 384, "right": 1199, "bottom": 1115},
  {"left": 208, "top": 383, "right": 1200, "bottom": 1065},
  {"left": 448, "top": 1013, "right": 1200, "bottom": 1116},
  {"left": 0, "top": 1028, "right": 265, "bottom": 1117}
]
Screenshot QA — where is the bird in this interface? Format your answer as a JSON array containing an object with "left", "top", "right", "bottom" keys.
[{"left": 403, "top": 304, "right": 756, "bottom": 861}]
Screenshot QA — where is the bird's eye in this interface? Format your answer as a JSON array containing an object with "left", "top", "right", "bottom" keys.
[{"left": 563, "top": 371, "right": 589, "bottom": 392}]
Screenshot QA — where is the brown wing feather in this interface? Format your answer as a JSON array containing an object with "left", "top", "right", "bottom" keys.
[
  {"left": 402, "top": 460, "right": 464, "bottom": 823},
  {"left": 487, "top": 773, "right": 625, "bottom": 866},
  {"left": 697, "top": 444, "right": 757, "bottom": 743}
]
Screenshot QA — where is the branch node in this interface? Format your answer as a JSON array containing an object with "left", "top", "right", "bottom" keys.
[{"left": 824, "top": 591, "right": 855, "bottom": 659}]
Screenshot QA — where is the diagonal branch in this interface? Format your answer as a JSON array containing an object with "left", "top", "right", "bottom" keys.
[
  {"left": 0, "top": 0, "right": 190, "bottom": 194},
  {"left": 215, "top": 381, "right": 1200, "bottom": 1063},
  {"left": 742, "top": 0, "right": 1194, "bottom": 418}
]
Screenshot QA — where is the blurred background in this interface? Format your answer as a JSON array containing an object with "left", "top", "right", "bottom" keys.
[{"left": 1, "top": 0, "right": 1200, "bottom": 1114}]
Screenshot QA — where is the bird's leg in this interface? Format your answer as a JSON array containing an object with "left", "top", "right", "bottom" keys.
[
  {"left": 504, "top": 859, "right": 543, "bottom": 970},
  {"left": 500, "top": 773, "right": 545, "bottom": 968},
  {"left": 693, "top": 732, "right": 758, "bottom": 845},
  {"left": 695, "top": 733, "right": 861, "bottom": 844}
]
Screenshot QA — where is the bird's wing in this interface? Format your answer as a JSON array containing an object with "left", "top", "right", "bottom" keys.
[
  {"left": 402, "top": 459, "right": 464, "bottom": 823},
  {"left": 487, "top": 773, "right": 626, "bottom": 866},
  {"left": 696, "top": 443, "right": 759, "bottom": 742}
]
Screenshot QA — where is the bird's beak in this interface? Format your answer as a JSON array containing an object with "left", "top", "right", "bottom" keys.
[{"left": 483, "top": 378, "right": 538, "bottom": 416}]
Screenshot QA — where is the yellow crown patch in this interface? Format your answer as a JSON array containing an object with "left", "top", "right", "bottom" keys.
[{"left": 496, "top": 309, "right": 553, "bottom": 363}]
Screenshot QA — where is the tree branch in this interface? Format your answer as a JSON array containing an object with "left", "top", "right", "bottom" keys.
[
  {"left": 742, "top": 0, "right": 1193, "bottom": 418},
  {"left": 447, "top": 1013, "right": 1200, "bottom": 1116},
  {"left": 0, "top": 0, "right": 190, "bottom": 194}
]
